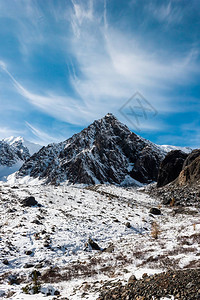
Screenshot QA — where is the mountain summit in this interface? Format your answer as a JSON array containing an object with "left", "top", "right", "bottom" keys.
[{"left": 15, "top": 114, "right": 165, "bottom": 185}]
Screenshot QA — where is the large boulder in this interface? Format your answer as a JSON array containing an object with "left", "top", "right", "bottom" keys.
[
  {"left": 22, "top": 196, "right": 40, "bottom": 207},
  {"left": 157, "top": 150, "right": 188, "bottom": 187}
]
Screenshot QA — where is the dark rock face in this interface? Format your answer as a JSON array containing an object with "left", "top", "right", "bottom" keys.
[
  {"left": 16, "top": 114, "right": 164, "bottom": 185},
  {"left": 157, "top": 150, "right": 188, "bottom": 187}
]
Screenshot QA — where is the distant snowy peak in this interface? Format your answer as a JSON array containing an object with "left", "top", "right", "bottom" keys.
[
  {"left": 16, "top": 114, "right": 166, "bottom": 186},
  {"left": 0, "top": 141, "right": 19, "bottom": 167},
  {"left": 158, "top": 144, "right": 192, "bottom": 154},
  {"left": 0, "top": 137, "right": 42, "bottom": 181},
  {"left": 3, "top": 136, "right": 42, "bottom": 156}
]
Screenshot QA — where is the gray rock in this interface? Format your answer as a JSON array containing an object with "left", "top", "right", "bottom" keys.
[{"left": 88, "top": 238, "right": 101, "bottom": 250}]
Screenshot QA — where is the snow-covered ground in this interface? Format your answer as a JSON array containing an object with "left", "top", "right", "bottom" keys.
[{"left": 0, "top": 182, "right": 199, "bottom": 299}]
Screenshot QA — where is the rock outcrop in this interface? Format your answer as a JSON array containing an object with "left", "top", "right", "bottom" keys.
[
  {"left": 178, "top": 154, "right": 200, "bottom": 186},
  {"left": 157, "top": 150, "right": 188, "bottom": 187}
]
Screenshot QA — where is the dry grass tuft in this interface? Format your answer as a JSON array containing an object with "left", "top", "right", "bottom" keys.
[
  {"left": 170, "top": 197, "right": 175, "bottom": 207},
  {"left": 151, "top": 222, "right": 161, "bottom": 239}
]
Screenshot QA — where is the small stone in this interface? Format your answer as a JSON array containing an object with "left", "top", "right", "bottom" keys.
[
  {"left": 44, "top": 242, "right": 50, "bottom": 248},
  {"left": 142, "top": 273, "right": 148, "bottom": 278},
  {"left": 88, "top": 238, "right": 101, "bottom": 250},
  {"left": 8, "top": 274, "right": 19, "bottom": 285},
  {"left": 32, "top": 219, "right": 42, "bottom": 225},
  {"left": 24, "top": 263, "right": 34, "bottom": 268},
  {"left": 162, "top": 199, "right": 171, "bottom": 205},
  {"left": 102, "top": 244, "right": 114, "bottom": 253},
  {"left": 7, "top": 208, "right": 17, "bottom": 213},
  {"left": 25, "top": 250, "right": 33, "bottom": 256},
  {"left": 54, "top": 290, "right": 60, "bottom": 295},
  {"left": 2, "top": 259, "right": 9, "bottom": 265},
  {"left": 125, "top": 222, "right": 131, "bottom": 228},
  {"left": 149, "top": 208, "right": 161, "bottom": 215}
]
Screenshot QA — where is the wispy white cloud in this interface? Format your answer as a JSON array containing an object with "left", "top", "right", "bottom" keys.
[
  {"left": 103, "top": 0, "right": 108, "bottom": 30},
  {"left": 0, "top": 126, "right": 23, "bottom": 139},
  {"left": 25, "top": 122, "right": 61, "bottom": 144},
  {"left": 0, "top": 0, "right": 199, "bottom": 142},
  {"left": 0, "top": 61, "right": 95, "bottom": 125},
  {"left": 68, "top": 1, "right": 199, "bottom": 119},
  {"left": 147, "top": 1, "right": 183, "bottom": 25},
  {"left": 70, "top": 0, "right": 94, "bottom": 38}
]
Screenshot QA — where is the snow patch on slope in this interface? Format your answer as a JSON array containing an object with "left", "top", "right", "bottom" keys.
[{"left": 0, "top": 161, "right": 23, "bottom": 181}]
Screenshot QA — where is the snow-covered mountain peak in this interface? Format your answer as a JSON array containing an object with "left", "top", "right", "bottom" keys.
[
  {"left": 0, "top": 137, "right": 42, "bottom": 181},
  {"left": 157, "top": 144, "right": 192, "bottom": 154},
  {"left": 3, "top": 136, "right": 42, "bottom": 155},
  {"left": 4, "top": 136, "right": 24, "bottom": 144},
  {"left": 15, "top": 114, "right": 165, "bottom": 185}
]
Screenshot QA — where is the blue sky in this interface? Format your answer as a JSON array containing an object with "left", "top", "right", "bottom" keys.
[{"left": 0, "top": 0, "right": 199, "bottom": 147}]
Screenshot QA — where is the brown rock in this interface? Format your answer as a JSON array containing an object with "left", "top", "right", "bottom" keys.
[{"left": 128, "top": 275, "right": 137, "bottom": 284}]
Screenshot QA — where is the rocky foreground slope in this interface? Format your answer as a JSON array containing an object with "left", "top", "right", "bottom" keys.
[
  {"left": 98, "top": 269, "right": 200, "bottom": 300},
  {"left": 15, "top": 114, "right": 165, "bottom": 185},
  {"left": 0, "top": 183, "right": 200, "bottom": 299}
]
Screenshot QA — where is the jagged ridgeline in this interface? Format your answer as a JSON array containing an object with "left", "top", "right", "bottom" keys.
[{"left": 16, "top": 114, "right": 165, "bottom": 185}]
